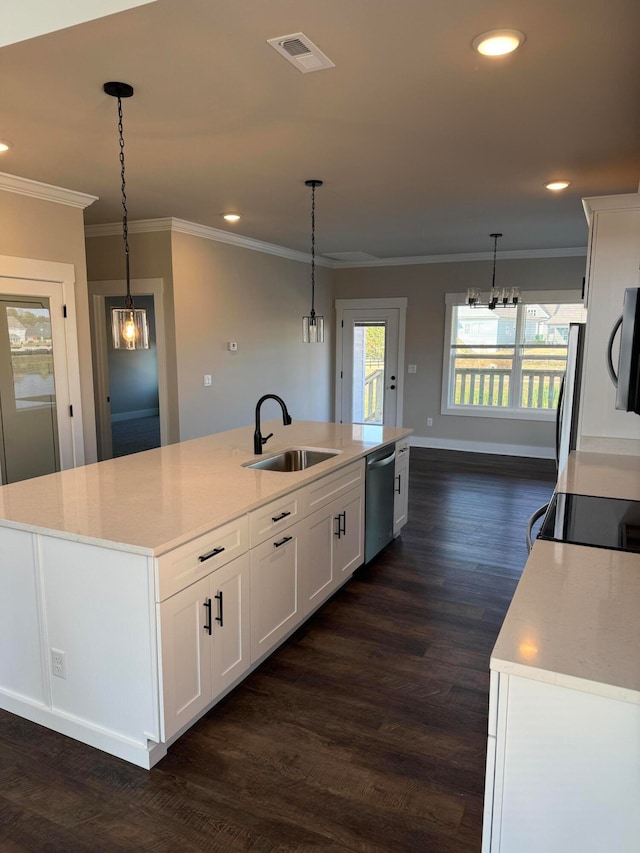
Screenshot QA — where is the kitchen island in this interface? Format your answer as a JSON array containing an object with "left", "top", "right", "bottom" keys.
[
  {"left": 482, "top": 451, "right": 640, "bottom": 853},
  {"left": 0, "top": 420, "right": 411, "bottom": 768}
]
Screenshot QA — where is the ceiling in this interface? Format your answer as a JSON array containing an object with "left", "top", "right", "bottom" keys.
[{"left": 1, "top": 0, "right": 639, "bottom": 260}]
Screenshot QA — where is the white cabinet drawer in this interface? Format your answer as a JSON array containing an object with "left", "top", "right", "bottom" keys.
[
  {"left": 304, "top": 459, "right": 365, "bottom": 516},
  {"left": 248, "top": 489, "right": 305, "bottom": 547},
  {"left": 155, "top": 515, "right": 249, "bottom": 601}
]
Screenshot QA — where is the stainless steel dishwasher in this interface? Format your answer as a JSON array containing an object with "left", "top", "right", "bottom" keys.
[{"left": 365, "top": 444, "right": 396, "bottom": 563}]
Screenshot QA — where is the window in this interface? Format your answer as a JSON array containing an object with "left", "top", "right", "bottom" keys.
[{"left": 442, "top": 291, "right": 587, "bottom": 419}]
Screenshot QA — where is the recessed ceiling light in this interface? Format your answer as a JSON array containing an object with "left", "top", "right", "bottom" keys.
[
  {"left": 0, "top": 140, "right": 12, "bottom": 152},
  {"left": 473, "top": 29, "right": 525, "bottom": 56},
  {"left": 546, "top": 181, "right": 571, "bottom": 191},
  {"left": 223, "top": 214, "right": 241, "bottom": 222}
]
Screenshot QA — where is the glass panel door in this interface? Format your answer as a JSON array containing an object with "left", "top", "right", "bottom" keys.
[
  {"left": 0, "top": 297, "right": 59, "bottom": 483},
  {"left": 352, "top": 322, "right": 386, "bottom": 425},
  {"left": 340, "top": 308, "right": 400, "bottom": 427}
]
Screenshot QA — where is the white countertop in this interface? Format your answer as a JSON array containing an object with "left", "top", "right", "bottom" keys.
[
  {"left": 491, "top": 450, "right": 640, "bottom": 704},
  {"left": 557, "top": 450, "right": 640, "bottom": 501},
  {"left": 0, "top": 420, "right": 411, "bottom": 556}
]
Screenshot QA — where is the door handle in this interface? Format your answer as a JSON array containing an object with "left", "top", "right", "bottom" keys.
[
  {"left": 214, "top": 591, "right": 223, "bottom": 627},
  {"left": 203, "top": 598, "right": 212, "bottom": 635}
]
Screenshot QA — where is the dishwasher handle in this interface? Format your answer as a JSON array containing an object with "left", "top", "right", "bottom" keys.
[{"left": 367, "top": 450, "right": 396, "bottom": 470}]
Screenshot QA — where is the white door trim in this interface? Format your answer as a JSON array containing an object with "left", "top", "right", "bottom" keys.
[
  {"left": 88, "top": 278, "right": 168, "bottom": 459},
  {"left": 335, "top": 298, "right": 407, "bottom": 426},
  {"left": 0, "top": 254, "right": 85, "bottom": 472}
]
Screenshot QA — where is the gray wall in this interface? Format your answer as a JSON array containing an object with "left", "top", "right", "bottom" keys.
[
  {"left": 332, "top": 255, "right": 587, "bottom": 453},
  {"left": 171, "top": 231, "right": 332, "bottom": 440}
]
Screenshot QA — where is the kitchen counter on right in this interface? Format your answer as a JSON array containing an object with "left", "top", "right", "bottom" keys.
[{"left": 482, "top": 450, "right": 640, "bottom": 853}]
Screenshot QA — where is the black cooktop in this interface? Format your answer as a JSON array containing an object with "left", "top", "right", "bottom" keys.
[{"left": 538, "top": 492, "right": 640, "bottom": 554}]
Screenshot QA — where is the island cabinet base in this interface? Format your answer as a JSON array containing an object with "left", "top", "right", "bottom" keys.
[
  {"left": 0, "top": 452, "right": 406, "bottom": 768},
  {"left": 483, "top": 672, "right": 640, "bottom": 853}
]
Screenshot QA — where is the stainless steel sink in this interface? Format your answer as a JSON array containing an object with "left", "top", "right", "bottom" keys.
[{"left": 244, "top": 448, "right": 340, "bottom": 472}]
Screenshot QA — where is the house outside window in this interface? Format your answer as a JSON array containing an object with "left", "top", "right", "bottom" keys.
[{"left": 442, "top": 290, "right": 587, "bottom": 420}]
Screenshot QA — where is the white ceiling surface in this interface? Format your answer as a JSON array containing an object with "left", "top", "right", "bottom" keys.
[
  {"left": 1, "top": 0, "right": 639, "bottom": 259},
  {"left": 0, "top": 1, "right": 158, "bottom": 48}
]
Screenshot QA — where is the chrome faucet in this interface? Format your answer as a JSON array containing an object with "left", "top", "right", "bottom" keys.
[{"left": 254, "top": 394, "right": 292, "bottom": 454}]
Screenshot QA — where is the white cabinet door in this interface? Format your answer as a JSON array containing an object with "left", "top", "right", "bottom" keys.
[
  {"left": 579, "top": 198, "right": 640, "bottom": 450},
  {"left": 488, "top": 674, "right": 640, "bottom": 853},
  {"left": 303, "top": 503, "right": 336, "bottom": 616},
  {"left": 334, "top": 488, "right": 364, "bottom": 579},
  {"left": 250, "top": 519, "right": 305, "bottom": 663},
  {"left": 211, "top": 552, "right": 250, "bottom": 695},
  {"left": 303, "top": 486, "right": 364, "bottom": 616},
  {"left": 160, "top": 552, "right": 251, "bottom": 742},
  {"left": 159, "top": 575, "right": 212, "bottom": 742},
  {"left": 393, "top": 442, "right": 410, "bottom": 534}
]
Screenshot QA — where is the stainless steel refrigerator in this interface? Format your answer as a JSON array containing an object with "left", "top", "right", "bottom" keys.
[{"left": 526, "top": 322, "right": 586, "bottom": 550}]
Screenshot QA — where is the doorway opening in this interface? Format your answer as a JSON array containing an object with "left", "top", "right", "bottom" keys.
[
  {"left": 89, "top": 278, "right": 168, "bottom": 461},
  {"left": 104, "top": 293, "right": 160, "bottom": 457}
]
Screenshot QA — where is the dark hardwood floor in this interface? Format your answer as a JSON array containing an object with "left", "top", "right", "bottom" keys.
[{"left": 0, "top": 448, "right": 556, "bottom": 852}]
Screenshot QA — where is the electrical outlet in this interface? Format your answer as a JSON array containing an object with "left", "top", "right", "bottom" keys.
[
  {"left": 51, "top": 648, "right": 66, "bottom": 679},
  {"left": 408, "top": 364, "right": 417, "bottom": 373},
  {"left": 227, "top": 341, "right": 238, "bottom": 352},
  {"left": 427, "top": 417, "right": 433, "bottom": 427}
]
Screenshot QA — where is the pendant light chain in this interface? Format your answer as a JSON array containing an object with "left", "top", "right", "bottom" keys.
[
  {"left": 491, "top": 233, "right": 498, "bottom": 292},
  {"left": 117, "top": 94, "right": 132, "bottom": 309},
  {"left": 104, "top": 80, "right": 150, "bottom": 350},
  {"left": 310, "top": 181, "right": 316, "bottom": 318}
]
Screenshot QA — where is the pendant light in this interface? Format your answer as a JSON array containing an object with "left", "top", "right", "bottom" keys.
[
  {"left": 302, "top": 179, "right": 324, "bottom": 343},
  {"left": 467, "top": 233, "right": 519, "bottom": 310},
  {"left": 104, "top": 81, "right": 149, "bottom": 350}
]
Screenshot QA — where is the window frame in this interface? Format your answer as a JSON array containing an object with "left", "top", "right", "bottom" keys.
[{"left": 441, "top": 289, "right": 584, "bottom": 421}]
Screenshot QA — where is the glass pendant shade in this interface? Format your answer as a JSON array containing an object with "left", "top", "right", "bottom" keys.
[
  {"left": 112, "top": 306, "right": 150, "bottom": 350},
  {"left": 302, "top": 313, "right": 325, "bottom": 344}
]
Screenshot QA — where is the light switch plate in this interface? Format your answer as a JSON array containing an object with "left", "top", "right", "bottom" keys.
[
  {"left": 203, "top": 374, "right": 212, "bottom": 387},
  {"left": 408, "top": 364, "right": 417, "bottom": 373}
]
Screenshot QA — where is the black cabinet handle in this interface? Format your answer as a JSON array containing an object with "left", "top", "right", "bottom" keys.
[
  {"left": 214, "top": 591, "right": 223, "bottom": 627},
  {"left": 203, "top": 598, "right": 212, "bottom": 635},
  {"left": 273, "top": 535, "right": 293, "bottom": 548},
  {"left": 199, "top": 546, "right": 225, "bottom": 563},
  {"left": 334, "top": 515, "right": 341, "bottom": 538},
  {"left": 395, "top": 473, "right": 402, "bottom": 494},
  {"left": 398, "top": 446, "right": 408, "bottom": 454},
  {"left": 334, "top": 511, "right": 346, "bottom": 538},
  {"left": 272, "top": 510, "right": 292, "bottom": 523}
]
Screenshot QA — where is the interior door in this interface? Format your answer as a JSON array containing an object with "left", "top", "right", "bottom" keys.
[
  {"left": 338, "top": 306, "right": 402, "bottom": 427},
  {"left": 0, "top": 296, "right": 60, "bottom": 483}
]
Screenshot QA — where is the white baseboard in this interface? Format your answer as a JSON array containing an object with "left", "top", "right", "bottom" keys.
[
  {"left": 111, "top": 408, "right": 159, "bottom": 423},
  {"left": 409, "top": 435, "right": 555, "bottom": 459}
]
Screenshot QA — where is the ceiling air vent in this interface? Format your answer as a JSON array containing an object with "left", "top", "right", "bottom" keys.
[{"left": 267, "top": 32, "right": 335, "bottom": 73}]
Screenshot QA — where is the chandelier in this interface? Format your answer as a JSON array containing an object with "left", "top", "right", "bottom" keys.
[{"left": 467, "top": 233, "right": 519, "bottom": 310}]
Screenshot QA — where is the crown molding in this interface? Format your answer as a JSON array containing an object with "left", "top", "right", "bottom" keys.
[
  {"left": 0, "top": 171, "right": 97, "bottom": 209},
  {"left": 582, "top": 192, "right": 640, "bottom": 221},
  {"left": 84, "top": 216, "right": 586, "bottom": 267},
  {"left": 84, "top": 217, "right": 333, "bottom": 267},
  {"left": 330, "top": 246, "right": 587, "bottom": 268}
]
